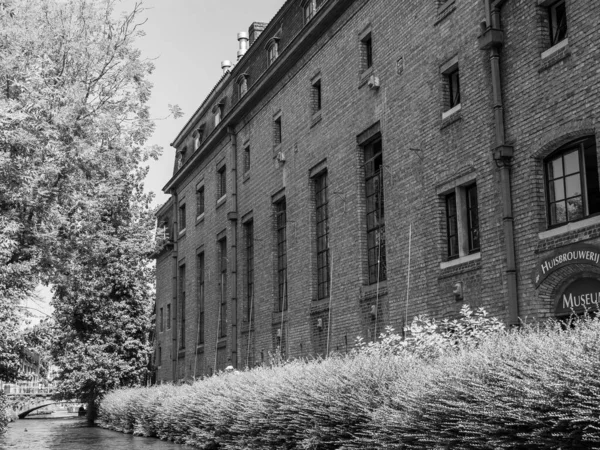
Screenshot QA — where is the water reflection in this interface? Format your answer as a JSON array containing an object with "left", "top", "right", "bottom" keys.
[{"left": 0, "top": 413, "right": 190, "bottom": 449}]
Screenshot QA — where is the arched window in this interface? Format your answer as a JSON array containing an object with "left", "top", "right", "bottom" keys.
[
  {"left": 237, "top": 74, "right": 248, "bottom": 98},
  {"left": 545, "top": 136, "right": 600, "bottom": 227}
]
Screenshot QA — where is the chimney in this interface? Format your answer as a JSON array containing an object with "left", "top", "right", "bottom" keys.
[
  {"left": 248, "top": 22, "right": 268, "bottom": 46},
  {"left": 221, "top": 60, "right": 232, "bottom": 74},
  {"left": 237, "top": 32, "right": 249, "bottom": 60}
]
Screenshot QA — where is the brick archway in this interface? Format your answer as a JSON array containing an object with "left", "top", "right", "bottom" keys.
[{"left": 537, "top": 263, "right": 600, "bottom": 317}]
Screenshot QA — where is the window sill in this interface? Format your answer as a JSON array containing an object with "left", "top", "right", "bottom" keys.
[
  {"left": 273, "top": 143, "right": 282, "bottom": 159},
  {"left": 359, "top": 66, "right": 374, "bottom": 89},
  {"left": 541, "top": 38, "right": 569, "bottom": 60},
  {"left": 178, "top": 228, "right": 187, "bottom": 239},
  {"left": 434, "top": 0, "right": 456, "bottom": 26},
  {"left": 442, "top": 103, "right": 461, "bottom": 120},
  {"left": 243, "top": 172, "right": 250, "bottom": 183},
  {"left": 196, "top": 213, "right": 205, "bottom": 225},
  {"left": 539, "top": 215, "right": 600, "bottom": 241},
  {"left": 539, "top": 38, "right": 570, "bottom": 72},
  {"left": 440, "top": 252, "right": 481, "bottom": 270},
  {"left": 311, "top": 111, "right": 322, "bottom": 128},
  {"left": 177, "top": 349, "right": 186, "bottom": 358},
  {"left": 441, "top": 104, "right": 462, "bottom": 129},
  {"left": 195, "top": 344, "right": 205, "bottom": 354},
  {"left": 216, "top": 195, "right": 227, "bottom": 208}
]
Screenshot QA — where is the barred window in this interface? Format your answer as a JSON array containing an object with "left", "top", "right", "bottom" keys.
[
  {"left": 244, "top": 145, "right": 251, "bottom": 174},
  {"left": 276, "top": 199, "right": 287, "bottom": 312},
  {"left": 364, "top": 140, "right": 386, "bottom": 284},
  {"left": 196, "top": 185, "right": 205, "bottom": 217},
  {"left": 179, "top": 264, "right": 186, "bottom": 349},
  {"left": 218, "top": 166, "right": 227, "bottom": 199},
  {"left": 197, "top": 252, "right": 205, "bottom": 345},
  {"left": 315, "top": 173, "right": 330, "bottom": 299},
  {"left": 245, "top": 222, "right": 254, "bottom": 321},
  {"left": 179, "top": 204, "right": 186, "bottom": 233},
  {"left": 218, "top": 238, "right": 227, "bottom": 338}
]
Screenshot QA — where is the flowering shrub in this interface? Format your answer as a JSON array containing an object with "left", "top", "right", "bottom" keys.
[
  {"left": 99, "top": 311, "right": 600, "bottom": 449},
  {"left": 356, "top": 305, "right": 506, "bottom": 359}
]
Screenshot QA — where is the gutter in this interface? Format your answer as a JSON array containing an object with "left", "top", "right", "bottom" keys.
[{"left": 479, "top": 0, "right": 519, "bottom": 325}]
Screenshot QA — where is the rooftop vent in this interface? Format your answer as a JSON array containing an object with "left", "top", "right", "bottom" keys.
[
  {"left": 221, "top": 60, "right": 232, "bottom": 74},
  {"left": 237, "top": 32, "right": 249, "bottom": 60}
]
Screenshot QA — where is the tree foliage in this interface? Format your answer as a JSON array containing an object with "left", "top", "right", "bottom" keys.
[{"left": 0, "top": 0, "right": 162, "bottom": 408}]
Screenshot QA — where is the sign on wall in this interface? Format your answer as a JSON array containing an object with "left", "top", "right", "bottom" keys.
[
  {"left": 532, "top": 244, "right": 600, "bottom": 288},
  {"left": 555, "top": 277, "right": 600, "bottom": 316}
]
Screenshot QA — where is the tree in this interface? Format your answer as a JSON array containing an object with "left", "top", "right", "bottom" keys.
[
  {"left": 0, "top": 0, "right": 157, "bottom": 289},
  {"left": 0, "top": 0, "right": 171, "bottom": 421},
  {"left": 51, "top": 170, "right": 156, "bottom": 421}
]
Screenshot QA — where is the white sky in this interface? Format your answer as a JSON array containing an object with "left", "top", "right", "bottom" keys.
[
  {"left": 32, "top": 1, "right": 285, "bottom": 312},
  {"left": 119, "top": 0, "right": 285, "bottom": 207}
]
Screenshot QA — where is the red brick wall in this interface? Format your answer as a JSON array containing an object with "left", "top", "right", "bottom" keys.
[{"left": 154, "top": 0, "right": 600, "bottom": 382}]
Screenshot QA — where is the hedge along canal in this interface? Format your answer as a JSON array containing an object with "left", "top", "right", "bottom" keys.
[{"left": 0, "top": 413, "right": 190, "bottom": 449}]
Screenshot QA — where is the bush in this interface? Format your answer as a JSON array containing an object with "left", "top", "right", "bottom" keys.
[
  {"left": 0, "top": 391, "right": 8, "bottom": 435},
  {"left": 98, "top": 311, "right": 600, "bottom": 449}
]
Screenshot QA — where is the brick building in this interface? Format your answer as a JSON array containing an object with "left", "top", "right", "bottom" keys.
[{"left": 153, "top": 0, "right": 600, "bottom": 382}]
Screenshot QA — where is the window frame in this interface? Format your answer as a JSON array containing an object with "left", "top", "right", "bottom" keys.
[
  {"left": 314, "top": 172, "right": 330, "bottom": 299},
  {"left": 361, "top": 32, "right": 373, "bottom": 71},
  {"left": 245, "top": 221, "right": 254, "bottom": 322},
  {"left": 273, "top": 114, "right": 282, "bottom": 147},
  {"left": 548, "top": 0, "right": 567, "bottom": 47},
  {"left": 311, "top": 76, "right": 322, "bottom": 115},
  {"left": 363, "top": 139, "right": 386, "bottom": 284},
  {"left": 544, "top": 137, "right": 600, "bottom": 229},
  {"left": 179, "top": 264, "right": 186, "bottom": 350},
  {"left": 179, "top": 203, "right": 187, "bottom": 233},
  {"left": 218, "top": 237, "right": 228, "bottom": 338},
  {"left": 196, "top": 184, "right": 205, "bottom": 218},
  {"left": 275, "top": 199, "right": 288, "bottom": 312},
  {"left": 217, "top": 165, "right": 227, "bottom": 200},
  {"left": 443, "top": 182, "right": 480, "bottom": 261},
  {"left": 197, "top": 252, "right": 205, "bottom": 345},
  {"left": 267, "top": 39, "right": 279, "bottom": 66},
  {"left": 243, "top": 145, "right": 251, "bottom": 174}
]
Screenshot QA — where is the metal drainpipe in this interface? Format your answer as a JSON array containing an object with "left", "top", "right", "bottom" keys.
[
  {"left": 171, "top": 190, "right": 179, "bottom": 380},
  {"left": 482, "top": 1, "right": 519, "bottom": 325},
  {"left": 227, "top": 127, "right": 239, "bottom": 368}
]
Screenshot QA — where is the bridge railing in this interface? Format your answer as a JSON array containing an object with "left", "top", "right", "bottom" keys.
[{"left": 3, "top": 385, "right": 55, "bottom": 395}]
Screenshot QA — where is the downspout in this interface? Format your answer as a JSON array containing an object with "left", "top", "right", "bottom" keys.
[
  {"left": 479, "top": 0, "right": 519, "bottom": 325},
  {"left": 227, "top": 127, "right": 239, "bottom": 368},
  {"left": 171, "top": 190, "right": 179, "bottom": 380}
]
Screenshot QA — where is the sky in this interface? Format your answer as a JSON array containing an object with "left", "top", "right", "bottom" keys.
[
  {"left": 27, "top": 0, "right": 285, "bottom": 323},
  {"left": 119, "top": 0, "right": 285, "bottom": 208}
]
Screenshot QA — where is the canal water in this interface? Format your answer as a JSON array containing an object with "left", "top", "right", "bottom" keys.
[{"left": 0, "top": 412, "right": 190, "bottom": 449}]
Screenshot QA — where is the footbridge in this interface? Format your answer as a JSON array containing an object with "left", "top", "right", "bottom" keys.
[{"left": 5, "top": 390, "right": 81, "bottom": 419}]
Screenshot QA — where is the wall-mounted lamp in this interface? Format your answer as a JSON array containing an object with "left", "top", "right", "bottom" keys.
[{"left": 453, "top": 281, "right": 464, "bottom": 302}]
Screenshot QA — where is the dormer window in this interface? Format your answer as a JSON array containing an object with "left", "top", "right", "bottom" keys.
[
  {"left": 193, "top": 126, "right": 205, "bottom": 150},
  {"left": 267, "top": 39, "right": 279, "bottom": 66},
  {"left": 177, "top": 147, "right": 187, "bottom": 170},
  {"left": 214, "top": 102, "right": 225, "bottom": 127},
  {"left": 237, "top": 74, "right": 248, "bottom": 98},
  {"left": 303, "top": 0, "right": 325, "bottom": 23}
]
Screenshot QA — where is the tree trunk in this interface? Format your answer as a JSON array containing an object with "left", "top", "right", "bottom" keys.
[{"left": 86, "top": 400, "right": 97, "bottom": 424}]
